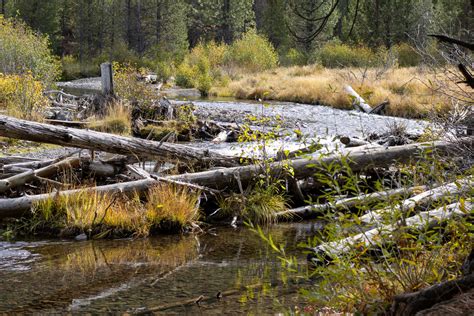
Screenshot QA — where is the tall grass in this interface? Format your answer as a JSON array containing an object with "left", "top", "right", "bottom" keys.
[
  {"left": 15, "top": 183, "right": 200, "bottom": 238},
  {"left": 212, "top": 66, "right": 453, "bottom": 118}
]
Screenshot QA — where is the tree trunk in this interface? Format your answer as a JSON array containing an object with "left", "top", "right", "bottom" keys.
[
  {"left": 0, "top": 115, "right": 238, "bottom": 166},
  {"left": 345, "top": 85, "right": 373, "bottom": 113}
]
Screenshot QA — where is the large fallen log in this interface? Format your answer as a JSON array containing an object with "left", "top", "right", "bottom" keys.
[
  {"left": 360, "top": 178, "right": 473, "bottom": 225},
  {"left": 0, "top": 138, "right": 471, "bottom": 219},
  {"left": 308, "top": 201, "right": 472, "bottom": 265},
  {"left": 276, "top": 186, "right": 427, "bottom": 220},
  {"left": 0, "top": 115, "right": 238, "bottom": 166}
]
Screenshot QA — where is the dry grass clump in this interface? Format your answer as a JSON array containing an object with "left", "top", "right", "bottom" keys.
[
  {"left": 211, "top": 66, "right": 453, "bottom": 118},
  {"left": 88, "top": 101, "right": 132, "bottom": 135},
  {"left": 25, "top": 183, "right": 200, "bottom": 238},
  {"left": 145, "top": 183, "right": 200, "bottom": 231}
]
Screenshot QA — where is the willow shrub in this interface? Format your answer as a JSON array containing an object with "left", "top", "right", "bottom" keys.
[
  {"left": 0, "top": 73, "right": 49, "bottom": 120},
  {"left": 224, "top": 29, "right": 279, "bottom": 72},
  {"left": 0, "top": 15, "right": 59, "bottom": 85}
]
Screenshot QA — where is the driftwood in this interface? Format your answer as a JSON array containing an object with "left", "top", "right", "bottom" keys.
[
  {"left": 345, "top": 85, "right": 373, "bottom": 113},
  {"left": 0, "top": 157, "right": 81, "bottom": 193},
  {"left": 277, "top": 186, "right": 427, "bottom": 220},
  {"left": 340, "top": 136, "right": 372, "bottom": 147},
  {"left": 360, "top": 178, "right": 473, "bottom": 225},
  {"left": 0, "top": 115, "right": 238, "bottom": 166},
  {"left": 309, "top": 201, "right": 472, "bottom": 265},
  {"left": 0, "top": 138, "right": 471, "bottom": 219}
]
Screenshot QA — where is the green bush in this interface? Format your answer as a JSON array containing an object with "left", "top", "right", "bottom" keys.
[
  {"left": 315, "top": 42, "right": 383, "bottom": 68},
  {"left": 395, "top": 43, "right": 421, "bottom": 67},
  {"left": 0, "top": 15, "right": 60, "bottom": 84},
  {"left": 279, "top": 48, "right": 307, "bottom": 66},
  {"left": 176, "top": 62, "right": 198, "bottom": 88},
  {"left": 224, "top": 29, "right": 278, "bottom": 72}
]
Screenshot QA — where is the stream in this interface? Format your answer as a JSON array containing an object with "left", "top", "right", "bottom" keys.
[
  {"left": 0, "top": 222, "right": 321, "bottom": 314},
  {"left": 1, "top": 85, "right": 431, "bottom": 313}
]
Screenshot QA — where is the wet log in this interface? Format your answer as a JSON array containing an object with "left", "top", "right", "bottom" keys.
[
  {"left": 360, "top": 178, "right": 473, "bottom": 225},
  {"left": 345, "top": 85, "right": 373, "bottom": 113},
  {"left": 277, "top": 186, "right": 427, "bottom": 220},
  {"left": 0, "top": 138, "right": 471, "bottom": 218},
  {"left": 309, "top": 201, "right": 472, "bottom": 265},
  {"left": 0, "top": 157, "right": 81, "bottom": 193},
  {"left": 0, "top": 156, "right": 39, "bottom": 166},
  {"left": 0, "top": 115, "right": 239, "bottom": 166}
]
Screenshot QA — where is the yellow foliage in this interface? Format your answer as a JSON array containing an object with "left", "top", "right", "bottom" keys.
[{"left": 0, "top": 72, "right": 49, "bottom": 120}]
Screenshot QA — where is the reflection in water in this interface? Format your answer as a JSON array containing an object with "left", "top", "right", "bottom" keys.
[{"left": 0, "top": 222, "right": 322, "bottom": 314}]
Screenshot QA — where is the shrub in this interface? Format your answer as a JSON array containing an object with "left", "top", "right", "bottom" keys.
[
  {"left": 0, "top": 15, "right": 59, "bottom": 84},
  {"left": 176, "top": 62, "right": 198, "bottom": 88},
  {"left": 395, "top": 43, "right": 422, "bottom": 67},
  {"left": 280, "top": 48, "right": 308, "bottom": 66},
  {"left": 315, "top": 42, "right": 383, "bottom": 68},
  {"left": 0, "top": 72, "right": 49, "bottom": 120},
  {"left": 225, "top": 30, "right": 278, "bottom": 72},
  {"left": 113, "top": 62, "right": 155, "bottom": 106}
]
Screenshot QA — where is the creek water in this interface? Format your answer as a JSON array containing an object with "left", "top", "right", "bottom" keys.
[
  {"left": 0, "top": 222, "right": 321, "bottom": 314},
  {"left": 1, "top": 87, "right": 430, "bottom": 313}
]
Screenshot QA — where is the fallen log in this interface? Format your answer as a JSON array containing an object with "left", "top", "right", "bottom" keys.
[
  {"left": 0, "top": 138, "right": 471, "bottom": 219},
  {"left": 277, "top": 186, "right": 427, "bottom": 220},
  {"left": 309, "top": 201, "right": 472, "bottom": 265},
  {"left": 345, "top": 85, "right": 373, "bottom": 113},
  {"left": 0, "top": 115, "right": 238, "bottom": 166},
  {"left": 0, "top": 157, "right": 81, "bottom": 193},
  {"left": 360, "top": 178, "right": 473, "bottom": 225},
  {"left": 340, "top": 136, "right": 372, "bottom": 148}
]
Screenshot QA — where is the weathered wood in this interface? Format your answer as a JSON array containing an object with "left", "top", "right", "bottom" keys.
[
  {"left": 277, "top": 186, "right": 427, "bottom": 220},
  {"left": 0, "top": 156, "right": 39, "bottom": 166},
  {"left": 0, "top": 157, "right": 81, "bottom": 193},
  {"left": 0, "top": 115, "right": 239, "bottom": 166},
  {"left": 345, "top": 85, "right": 373, "bottom": 113},
  {"left": 45, "top": 119, "right": 89, "bottom": 128},
  {"left": 360, "top": 178, "right": 473, "bottom": 225},
  {"left": 309, "top": 201, "right": 472, "bottom": 265},
  {"left": 0, "top": 138, "right": 471, "bottom": 219},
  {"left": 100, "top": 62, "right": 114, "bottom": 96},
  {"left": 340, "top": 136, "right": 372, "bottom": 147}
]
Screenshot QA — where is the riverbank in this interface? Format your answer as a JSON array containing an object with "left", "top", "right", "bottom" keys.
[{"left": 210, "top": 66, "right": 453, "bottom": 119}]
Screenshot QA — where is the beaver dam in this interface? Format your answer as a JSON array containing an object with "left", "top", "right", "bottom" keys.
[{"left": 0, "top": 79, "right": 472, "bottom": 314}]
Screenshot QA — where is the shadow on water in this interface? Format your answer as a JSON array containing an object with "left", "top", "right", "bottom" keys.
[{"left": 0, "top": 221, "right": 322, "bottom": 314}]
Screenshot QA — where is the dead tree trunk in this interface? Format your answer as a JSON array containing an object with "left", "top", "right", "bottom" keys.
[{"left": 0, "top": 115, "right": 238, "bottom": 166}]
